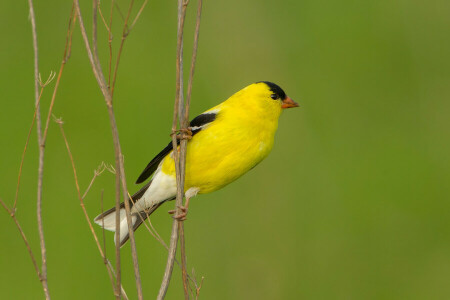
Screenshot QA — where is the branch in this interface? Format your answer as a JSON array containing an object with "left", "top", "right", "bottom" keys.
[
  {"left": 156, "top": 1, "right": 188, "bottom": 298},
  {"left": 14, "top": 72, "right": 55, "bottom": 210},
  {"left": 179, "top": 1, "right": 203, "bottom": 297},
  {"left": 0, "top": 199, "right": 42, "bottom": 285},
  {"left": 54, "top": 118, "right": 128, "bottom": 300},
  {"left": 158, "top": 0, "right": 203, "bottom": 298},
  {"left": 110, "top": 0, "right": 134, "bottom": 98},
  {"left": 74, "top": 1, "right": 143, "bottom": 298},
  {"left": 27, "top": 0, "right": 50, "bottom": 297}
]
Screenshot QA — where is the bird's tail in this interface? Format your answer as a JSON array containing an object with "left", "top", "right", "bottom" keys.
[
  {"left": 94, "top": 202, "right": 162, "bottom": 247},
  {"left": 94, "top": 181, "right": 163, "bottom": 247}
]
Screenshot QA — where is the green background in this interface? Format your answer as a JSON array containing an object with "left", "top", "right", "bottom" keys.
[{"left": 1, "top": 0, "right": 450, "bottom": 299}]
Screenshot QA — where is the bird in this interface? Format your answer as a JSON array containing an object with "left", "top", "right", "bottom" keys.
[{"left": 94, "top": 81, "right": 299, "bottom": 246}]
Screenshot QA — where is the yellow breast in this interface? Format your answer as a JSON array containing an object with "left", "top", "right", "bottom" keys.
[{"left": 160, "top": 85, "right": 282, "bottom": 194}]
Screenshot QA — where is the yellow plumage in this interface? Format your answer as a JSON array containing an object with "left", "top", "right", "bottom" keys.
[
  {"left": 94, "top": 81, "right": 298, "bottom": 246},
  {"left": 161, "top": 82, "right": 283, "bottom": 193}
]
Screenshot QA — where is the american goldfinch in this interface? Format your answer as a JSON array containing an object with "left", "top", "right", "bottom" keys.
[{"left": 95, "top": 81, "right": 299, "bottom": 246}]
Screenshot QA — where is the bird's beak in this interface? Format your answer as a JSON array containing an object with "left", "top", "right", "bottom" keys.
[{"left": 281, "top": 96, "right": 299, "bottom": 109}]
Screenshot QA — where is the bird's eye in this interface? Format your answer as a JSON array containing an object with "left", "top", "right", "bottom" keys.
[{"left": 270, "top": 94, "right": 279, "bottom": 100}]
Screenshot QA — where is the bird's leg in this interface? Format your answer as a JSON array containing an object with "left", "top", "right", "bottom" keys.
[
  {"left": 179, "top": 127, "right": 193, "bottom": 139},
  {"left": 170, "top": 127, "right": 193, "bottom": 141},
  {"left": 168, "top": 197, "right": 191, "bottom": 221}
]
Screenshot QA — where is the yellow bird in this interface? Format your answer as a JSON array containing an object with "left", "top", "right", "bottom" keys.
[{"left": 95, "top": 81, "right": 299, "bottom": 246}]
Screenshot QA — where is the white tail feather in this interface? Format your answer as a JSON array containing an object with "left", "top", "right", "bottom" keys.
[{"left": 94, "top": 207, "right": 137, "bottom": 246}]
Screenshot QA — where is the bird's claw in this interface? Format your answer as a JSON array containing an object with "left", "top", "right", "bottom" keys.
[
  {"left": 171, "top": 128, "right": 193, "bottom": 140},
  {"left": 168, "top": 205, "right": 188, "bottom": 221}
]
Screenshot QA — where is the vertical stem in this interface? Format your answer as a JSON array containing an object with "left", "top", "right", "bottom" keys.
[
  {"left": 27, "top": 0, "right": 50, "bottom": 299},
  {"left": 158, "top": 0, "right": 202, "bottom": 297},
  {"left": 156, "top": 1, "right": 187, "bottom": 299},
  {"left": 93, "top": 1, "right": 121, "bottom": 297},
  {"left": 179, "top": 222, "right": 189, "bottom": 299},
  {"left": 74, "top": 1, "right": 143, "bottom": 299},
  {"left": 179, "top": 1, "right": 202, "bottom": 296}
]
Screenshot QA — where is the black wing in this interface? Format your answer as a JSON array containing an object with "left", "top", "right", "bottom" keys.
[{"left": 135, "top": 112, "right": 217, "bottom": 184}]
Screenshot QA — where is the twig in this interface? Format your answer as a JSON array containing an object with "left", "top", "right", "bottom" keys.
[
  {"left": 0, "top": 199, "right": 42, "bottom": 286},
  {"left": 92, "top": 3, "right": 122, "bottom": 296},
  {"left": 191, "top": 269, "right": 205, "bottom": 300},
  {"left": 93, "top": 0, "right": 103, "bottom": 79},
  {"left": 110, "top": 0, "right": 134, "bottom": 98},
  {"left": 27, "top": 0, "right": 50, "bottom": 297},
  {"left": 42, "top": 3, "right": 77, "bottom": 143},
  {"left": 179, "top": 1, "right": 203, "bottom": 297},
  {"left": 108, "top": 0, "right": 114, "bottom": 88},
  {"left": 54, "top": 117, "right": 128, "bottom": 300},
  {"left": 74, "top": 1, "right": 143, "bottom": 299},
  {"left": 129, "top": 0, "right": 149, "bottom": 31},
  {"left": 32, "top": 8, "right": 77, "bottom": 295},
  {"left": 157, "top": 0, "right": 189, "bottom": 299},
  {"left": 114, "top": 1, "right": 126, "bottom": 23},
  {"left": 127, "top": 193, "right": 198, "bottom": 285},
  {"left": 13, "top": 72, "right": 55, "bottom": 210},
  {"left": 97, "top": 1, "right": 111, "bottom": 33},
  {"left": 184, "top": 0, "right": 202, "bottom": 121},
  {"left": 179, "top": 222, "right": 189, "bottom": 299}
]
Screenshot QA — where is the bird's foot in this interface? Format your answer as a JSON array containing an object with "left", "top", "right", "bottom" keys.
[
  {"left": 168, "top": 197, "right": 191, "bottom": 221},
  {"left": 168, "top": 205, "right": 188, "bottom": 221},
  {"left": 170, "top": 127, "right": 193, "bottom": 140}
]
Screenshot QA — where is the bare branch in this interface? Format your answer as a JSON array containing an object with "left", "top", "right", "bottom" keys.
[
  {"left": 74, "top": 1, "right": 143, "bottom": 298},
  {"left": 110, "top": 0, "right": 134, "bottom": 98},
  {"left": 27, "top": 0, "right": 50, "bottom": 297},
  {"left": 129, "top": 0, "right": 149, "bottom": 31},
  {"left": 13, "top": 71, "right": 55, "bottom": 210},
  {"left": 108, "top": 0, "right": 114, "bottom": 88},
  {"left": 0, "top": 199, "right": 42, "bottom": 284},
  {"left": 184, "top": 0, "right": 202, "bottom": 124},
  {"left": 42, "top": 4, "right": 77, "bottom": 144},
  {"left": 179, "top": 1, "right": 203, "bottom": 297},
  {"left": 157, "top": 0, "right": 189, "bottom": 298},
  {"left": 54, "top": 117, "right": 128, "bottom": 299},
  {"left": 33, "top": 14, "right": 77, "bottom": 291},
  {"left": 97, "top": 1, "right": 111, "bottom": 33}
]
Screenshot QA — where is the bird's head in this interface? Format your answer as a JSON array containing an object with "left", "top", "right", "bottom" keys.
[
  {"left": 256, "top": 81, "right": 299, "bottom": 109},
  {"left": 235, "top": 81, "right": 299, "bottom": 113}
]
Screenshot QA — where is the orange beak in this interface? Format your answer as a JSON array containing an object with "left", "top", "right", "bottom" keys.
[{"left": 281, "top": 96, "right": 299, "bottom": 109}]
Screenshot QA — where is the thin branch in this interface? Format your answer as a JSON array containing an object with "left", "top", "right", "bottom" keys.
[
  {"left": 91, "top": 3, "right": 123, "bottom": 295},
  {"left": 42, "top": 3, "right": 77, "bottom": 143},
  {"left": 92, "top": 1, "right": 122, "bottom": 297},
  {"left": 127, "top": 193, "right": 198, "bottom": 286},
  {"left": 114, "top": 1, "right": 126, "bottom": 23},
  {"left": 184, "top": 0, "right": 202, "bottom": 123},
  {"left": 108, "top": 0, "right": 114, "bottom": 88},
  {"left": 179, "top": 222, "right": 189, "bottom": 299},
  {"left": 81, "top": 162, "right": 110, "bottom": 199},
  {"left": 179, "top": 1, "right": 203, "bottom": 298},
  {"left": 93, "top": 0, "right": 103, "bottom": 78},
  {"left": 97, "top": 1, "right": 111, "bottom": 33},
  {"left": 113, "top": 158, "right": 121, "bottom": 300},
  {"left": 191, "top": 268, "right": 205, "bottom": 300},
  {"left": 33, "top": 13, "right": 77, "bottom": 292},
  {"left": 110, "top": 0, "right": 134, "bottom": 98},
  {"left": 129, "top": 0, "right": 149, "bottom": 31},
  {"left": 54, "top": 117, "right": 128, "bottom": 300},
  {"left": 27, "top": 0, "right": 50, "bottom": 297},
  {"left": 74, "top": 2, "right": 143, "bottom": 298},
  {"left": 157, "top": 0, "right": 189, "bottom": 299},
  {"left": 13, "top": 72, "right": 55, "bottom": 210},
  {"left": 0, "top": 199, "right": 42, "bottom": 283}
]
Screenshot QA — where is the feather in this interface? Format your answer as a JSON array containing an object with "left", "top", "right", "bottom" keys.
[{"left": 135, "top": 111, "right": 218, "bottom": 184}]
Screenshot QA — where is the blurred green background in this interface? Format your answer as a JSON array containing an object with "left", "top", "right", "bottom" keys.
[{"left": 1, "top": 0, "right": 450, "bottom": 299}]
